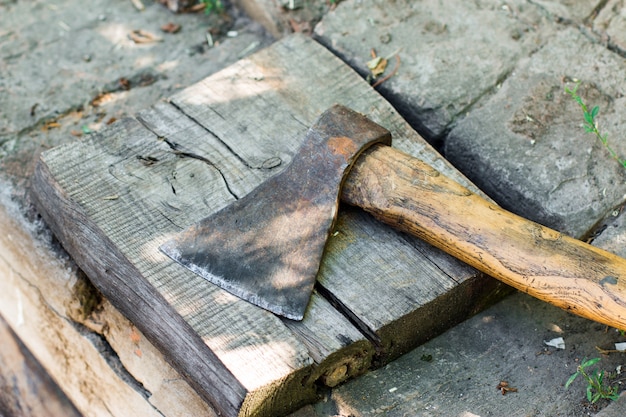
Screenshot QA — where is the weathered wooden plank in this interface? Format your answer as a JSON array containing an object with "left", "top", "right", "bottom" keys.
[
  {"left": 169, "top": 35, "right": 482, "bottom": 188},
  {"left": 0, "top": 313, "right": 82, "bottom": 417},
  {"left": 322, "top": 202, "right": 510, "bottom": 361},
  {"left": 31, "top": 34, "right": 507, "bottom": 416},
  {"left": 32, "top": 118, "right": 317, "bottom": 417},
  {"left": 0, "top": 200, "right": 174, "bottom": 417}
]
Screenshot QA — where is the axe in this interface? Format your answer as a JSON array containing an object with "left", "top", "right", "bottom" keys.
[{"left": 161, "top": 105, "right": 626, "bottom": 327}]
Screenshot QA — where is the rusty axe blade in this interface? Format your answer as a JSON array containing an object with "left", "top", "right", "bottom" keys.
[{"left": 160, "top": 105, "right": 391, "bottom": 320}]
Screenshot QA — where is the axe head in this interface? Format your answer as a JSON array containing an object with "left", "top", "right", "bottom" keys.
[{"left": 160, "top": 105, "right": 391, "bottom": 320}]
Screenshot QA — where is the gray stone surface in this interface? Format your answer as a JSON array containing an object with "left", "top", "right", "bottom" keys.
[
  {"left": 593, "top": 204, "right": 626, "bottom": 259},
  {"left": 314, "top": 0, "right": 626, "bottom": 240},
  {"left": 293, "top": 291, "right": 626, "bottom": 417},
  {"left": 446, "top": 27, "right": 626, "bottom": 238},
  {"left": 595, "top": 0, "right": 626, "bottom": 54},
  {"left": 314, "top": 0, "right": 548, "bottom": 140}
]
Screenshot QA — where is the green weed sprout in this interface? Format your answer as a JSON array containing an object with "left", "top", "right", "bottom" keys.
[
  {"left": 201, "top": 0, "right": 224, "bottom": 14},
  {"left": 565, "top": 357, "right": 620, "bottom": 404},
  {"left": 565, "top": 82, "right": 626, "bottom": 170}
]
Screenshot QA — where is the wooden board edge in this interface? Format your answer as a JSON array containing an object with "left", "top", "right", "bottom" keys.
[
  {"left": 376, "top": 274, "right": 513, "bottom": 365},
  {"left": 30, "top": 152, "right": 247, "bottom": 417}
]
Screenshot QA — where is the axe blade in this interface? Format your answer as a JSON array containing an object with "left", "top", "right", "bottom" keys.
[{"left": 160, "top": 105, "right": 391, "bottom": 320}]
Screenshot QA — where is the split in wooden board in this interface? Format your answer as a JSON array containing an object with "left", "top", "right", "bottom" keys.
[{"left": 32, "top": 34, "right": 507, "bottom": 417}]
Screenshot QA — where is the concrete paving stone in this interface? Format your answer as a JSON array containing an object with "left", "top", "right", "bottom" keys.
[
  {"left": 314, "top": 0, "right": 548, "bottom": 141},
  {"left": 528, "top": 0, "right": 596, "bottom": 22},
  {"left": 291, "top": 291, "right": 626, "bottom": 417},
  {"left": 592, "top": 203, "right": 626, "bottom": 259},
  {"left": 0, "top": 0, "right": 198, "bottom": 136},
  {"left": 595, "top": 0, "right": 626, "bottom": 55},
  {"left": 445, "top": 27, "right": 626, "bottom": 238}
]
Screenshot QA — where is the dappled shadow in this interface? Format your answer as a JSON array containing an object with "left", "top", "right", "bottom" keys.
[{"left": 160, "top": 105, "right": 390, "bottom": 320}]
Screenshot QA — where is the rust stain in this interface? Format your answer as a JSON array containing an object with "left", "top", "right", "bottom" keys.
[{"left": 327, "top": 136, "right": 359, "bottom": 161}]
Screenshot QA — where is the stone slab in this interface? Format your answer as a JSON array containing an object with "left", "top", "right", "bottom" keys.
[
  {"left": 313, "top": 0, "right": 626, "bottom": 239},
  {"left": 314, "top": 0, "right": 547, "bottom": 140},
  {"left": 595, "top": 0, "right": 626, "bottom": 54},
  {"left": 292, "top": 290, "right": 626, "bottom": 417},
  {"left": 445, "top": 27, "right": 626, "bottom": 238}
]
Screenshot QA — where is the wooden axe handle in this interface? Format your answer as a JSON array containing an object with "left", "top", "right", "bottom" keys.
[{"left": 341, "top": 145, "right": 626, "bottom": 330}]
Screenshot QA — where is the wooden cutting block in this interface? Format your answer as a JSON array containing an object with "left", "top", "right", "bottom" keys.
[{"left": 31, "top": 34, "right": 508, "bottom": 417}]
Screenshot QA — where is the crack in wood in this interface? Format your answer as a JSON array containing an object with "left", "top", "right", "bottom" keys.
[
  {"left": 315, "top": 284, "right": 383, "bottom": 352},
  {"left": 135, "top": 117, "right": 240, "bottom": 201},
  {"left": 167, "top": 141, "right": 239, "bottom": 201},
  {"left": 73, "top": 321, "right": 154, "bottom": 403},
  {"left": 166, "top": 100, "right": 263, "bottom": 171}
]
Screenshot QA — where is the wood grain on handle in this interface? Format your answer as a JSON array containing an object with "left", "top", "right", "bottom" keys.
[{"left": 342, "top": 145, "right": 626, "bottom": 330}]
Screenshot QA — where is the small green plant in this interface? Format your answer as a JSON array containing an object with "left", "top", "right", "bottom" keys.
[
  {"left": 565, "top": 357, "right": 620, "bottom": 404},
  {"left": 200, "top": 0, "right": 224, "bottom": 15},
  {"left": 565, "top": 81, "right": 626, "bottom": 170}
]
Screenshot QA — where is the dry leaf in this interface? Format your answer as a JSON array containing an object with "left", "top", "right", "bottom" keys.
[
  {"left": 496, "top": 381, "right": 518, "bottom": 395},
  {"left": 129, "top": 29, "right": 163, "bottom": 44},
  {"left": 91, "top": 92, "right": 114, "bottom": 107},
  {"left": 119, "top": 77, "right": 131, "bottom": 90},
  {"left": 367, "top": 56, "right": 388, "bottom": 77},
  {"left": 42, "top": 120, "right": 61, "bottom": 131},
  {"left": 161, "top": 22, "right": 181, "bottom": 33}
]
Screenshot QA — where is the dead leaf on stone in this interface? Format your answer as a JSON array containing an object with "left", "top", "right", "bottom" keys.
[
  {"left": 91, "top": 92, "right": 114, "bottom": 107},
  {"left": 161, "top": 22, "right": 182, "bottom": 34},
  {"left": 187, "top": 3, "right": 206, "bottom": 13},
  {"left": 42, "top": 120, "right": 61, "bottom": 131},
  {"left": 367, "top": 56, "right": 388, "bottom": 77},
  {"left": 544, "top": 337, "right": 565, "bottom": 350},
  {"left": 366, "top": 48, "right": 401, "bottom": 88},
  {"left": 289, "top": 18, "right": 312, "bottom": 34},
  {"left": 496, "top": 380, "right": 518, "bottom": 395},
  {"left": 128, "top": 29, "right": 163, "bottom": 44},
  {"left": 372, "top": 54, "right": 401, "bottom": 88}
]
